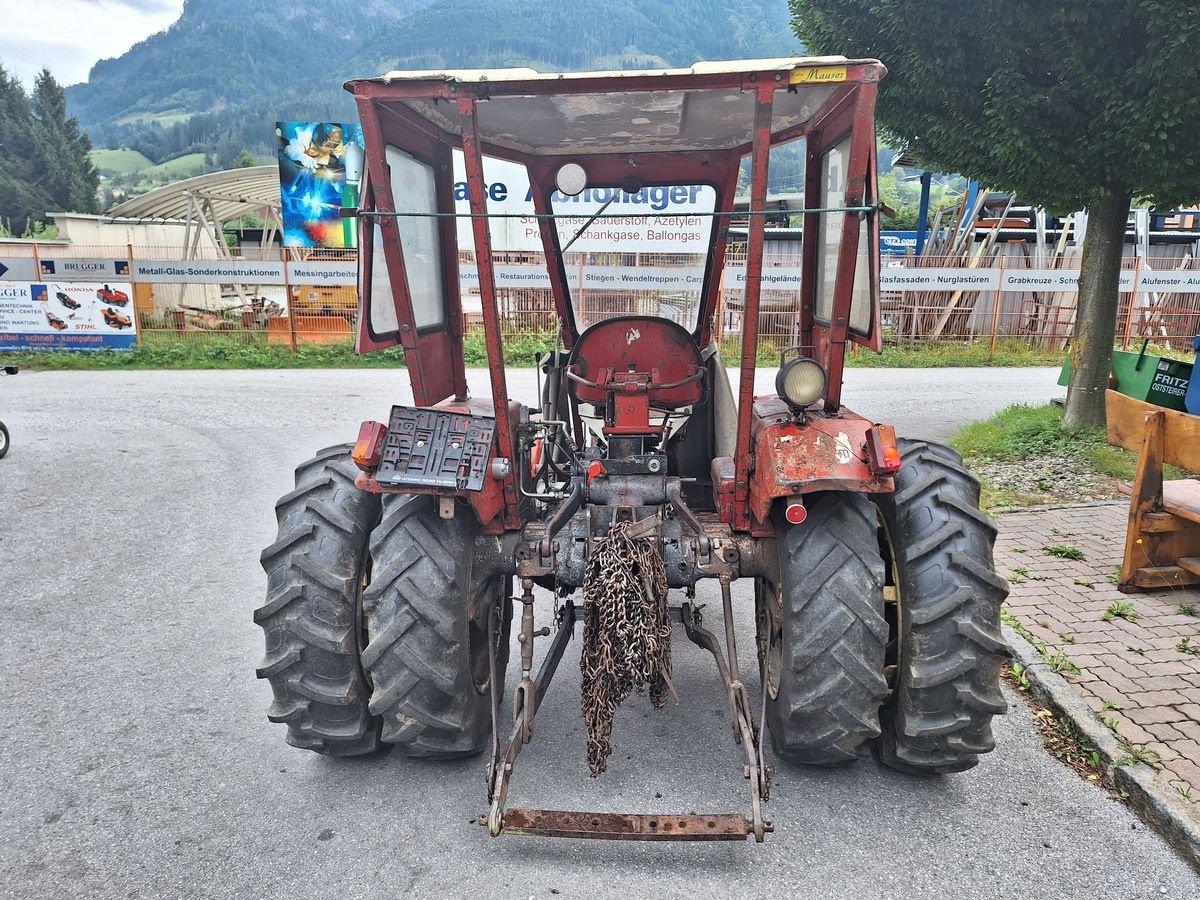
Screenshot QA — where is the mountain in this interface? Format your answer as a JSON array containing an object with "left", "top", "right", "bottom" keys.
[{"left": 67, "top": 0, "right": 798, "bottom": 166}]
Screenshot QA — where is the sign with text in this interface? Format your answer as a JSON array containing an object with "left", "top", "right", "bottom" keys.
[
  {"left": 880, "top": 231, "right": 918, "bottom": 256},
  {"left": 451, "top": 154, "right": 716, "bottom": 255},
  {"left": 0, "top": 282, "right": 137, "bottom": 351},
  {"left": 132, "top": 260, "right": 286, "bottom": 284},
  {"left": 129, "top": 260, "right": 357, "bottom": 286},
  {"left": 1137, "top": 270, "right": 1200, "bottom": 292},
  {"left": 880, "top": 268, "right": 1002, "bottom": 291},
  {"left": 722, "top": 267, "right": 804, "bottom": 290},
  {"left": 1001, "top": 268, "right": 1137, "bottom": 292},
  {"left": 287, "top": 261, "right": 357, "bottom": 285},
  {"left": 37, "top": 258, "right": 130, "bottom": 280}
]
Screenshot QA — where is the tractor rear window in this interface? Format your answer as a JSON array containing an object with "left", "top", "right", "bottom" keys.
[{"left": 551, "top": 184, "right": 716, "bottom": 332}]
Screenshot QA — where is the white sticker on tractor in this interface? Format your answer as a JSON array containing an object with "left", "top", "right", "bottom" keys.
[
  {"left": 835, "top": 432, "right": 854, "bottom": 465},
  {"left": 626, "top": 327, "right": 641, "bottom": 345}
]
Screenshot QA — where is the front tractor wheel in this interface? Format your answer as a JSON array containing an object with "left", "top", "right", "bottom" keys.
[
  {"left": 255, "top": 445, "right": 383, "bottom": 756},
  {"left": 872, "top": 440, "right": 1009, "bottom": 774},
  {"left": 361, "top": 494, "right": 510, "bottom": 758},
  {"left": 762, "top": 491, "right": 890, "bottom": 765}
]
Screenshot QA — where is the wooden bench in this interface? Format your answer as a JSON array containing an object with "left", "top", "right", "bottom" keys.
[{"left": 1107, "top": 389, "right": 1200, "bottom": 591}]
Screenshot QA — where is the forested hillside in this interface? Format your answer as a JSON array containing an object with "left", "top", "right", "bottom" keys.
[{"left": 67, "top": 0, "right": 797, "bottom": 168}]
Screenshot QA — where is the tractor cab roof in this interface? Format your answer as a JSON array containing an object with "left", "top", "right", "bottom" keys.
[{"left": 345, "top": 57, "right": 885, "bottom": 159}]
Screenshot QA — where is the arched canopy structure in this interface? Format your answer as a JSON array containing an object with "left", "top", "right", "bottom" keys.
[{"left": 107, "top": 166, "right": 284, "bottom": 261}]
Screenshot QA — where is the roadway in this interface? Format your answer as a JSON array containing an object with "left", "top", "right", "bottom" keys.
[{"left": 2, "top": 366, "right": 1195, "bottom": 898}]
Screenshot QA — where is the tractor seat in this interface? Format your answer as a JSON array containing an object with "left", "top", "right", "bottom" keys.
[{"left": 566, "top": 316, "right": 706, "bottom": 410}]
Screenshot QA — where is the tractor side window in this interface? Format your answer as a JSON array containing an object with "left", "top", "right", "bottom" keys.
[
  {"left": 815, "top": 136, "right": 872, "bottom": 334},
  {"left": 363, "top": 200, "right": 398, "bottom": 336},
  {"left": 386, "top": 146, "right": 446, "bottom": 331}
]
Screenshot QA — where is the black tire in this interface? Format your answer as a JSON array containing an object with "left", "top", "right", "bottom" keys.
[
  {"left": 873, "top": 439, "right": 1009, "bottom": 774},
  {"left": 0, "top": 421, "right": 9, "bottom": 459},
  {"left": 763, "top": 491, "right": 890, "bottom": 765},
  {"left": 255, "top": 445, "right": 383, "bottom": 756},
  {"left": 361, "top": 494, "right": 508, "bottom": 758}
]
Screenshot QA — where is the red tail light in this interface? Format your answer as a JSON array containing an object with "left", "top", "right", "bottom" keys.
[
  {"left": 352, "top": 420, "right": 388, "bottom": 471},
  {"left": 865, "top": 424, "right": 903, "bottom": 475},
  {"left": 784, "top": 497, "right": 807, "bottom": 525}
]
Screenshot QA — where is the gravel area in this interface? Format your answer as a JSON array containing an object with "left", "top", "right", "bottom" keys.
[{"left": 974, "top": 452, "right": 1124, "bottom": 505}]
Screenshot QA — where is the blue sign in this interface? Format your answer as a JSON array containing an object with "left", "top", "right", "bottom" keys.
[{"left": 881, "top": 231, "right": 919, "bottom": 256}]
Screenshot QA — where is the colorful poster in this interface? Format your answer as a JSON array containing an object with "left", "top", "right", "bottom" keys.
[
  {"left": 0, "top": 282, "right": 138, "bottom": 351},
  {"left": 277, "top": 121, "right": 365, "bottom": 248}
]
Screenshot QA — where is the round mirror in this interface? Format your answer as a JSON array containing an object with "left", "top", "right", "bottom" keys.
[{"left": 555, "top": 163, "right": 588, "bottom": 196}]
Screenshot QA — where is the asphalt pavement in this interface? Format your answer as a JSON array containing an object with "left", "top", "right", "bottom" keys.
[{"left": 2, "top": 366, "right": 1197, "bottom": 898}]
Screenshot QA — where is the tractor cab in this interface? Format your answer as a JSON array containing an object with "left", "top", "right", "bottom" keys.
[
  {"left": 348, "top": 58, "right": 892, "bottom": 533},
  {"left": 254, "top": 59, "right": 1007, "bottom": 847}
]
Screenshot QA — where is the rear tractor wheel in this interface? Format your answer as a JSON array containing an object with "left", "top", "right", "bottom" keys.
[
  {"left": 760, "top": 491, "right": 890, "bottom": 765},
  {"left": 255, "top": 445, "right": 383, "bottom": 756},
  {"left": 872, "top": 439, "right": 1009, "bottom": 774},
  {"left": 361, "top": 493, "right": 510, "bottom": 758}
]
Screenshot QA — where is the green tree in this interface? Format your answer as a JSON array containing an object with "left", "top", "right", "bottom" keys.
[
  {"left": 0, "top": 66, "right": 54, "bottom": 232},
  {"left": 30, "top": 69, "right": 99, "bottom": 216},
  {"left": 790, "top": 1, "right": 1200, "bottom": 426}
]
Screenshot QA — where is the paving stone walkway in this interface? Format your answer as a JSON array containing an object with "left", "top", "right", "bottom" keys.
[{"left": 996, "top": 501, "right": 1200, "bottom": 819}]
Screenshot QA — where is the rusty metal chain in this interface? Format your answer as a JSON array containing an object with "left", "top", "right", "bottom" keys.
[{"left": 580, "top": 518, "right": 672, "bottom": 776}]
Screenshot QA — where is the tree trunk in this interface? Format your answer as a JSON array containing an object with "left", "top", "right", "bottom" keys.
[{"left": 1063, "top": 188, "right": 1133, "bottom": 428}]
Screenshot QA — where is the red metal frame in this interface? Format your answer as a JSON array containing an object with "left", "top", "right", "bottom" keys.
[
  {"left": 458, "top": 98, "right": 522, "bottom": 527},
  {"left": 354, "top": 94, "right": 467, "bottom": 405},
  {"left": 730, "top": 86, "right": 777, "bottom": 531},
  {"left": 806, "top": 82, "right": 882, "bottom": 413}
]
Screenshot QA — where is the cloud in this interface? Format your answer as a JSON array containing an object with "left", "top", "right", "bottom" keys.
[
  {"left": 0, "top": 0, "right": 184, "bottom": 88},
  {"left": 78, "top": 0, "right": 180, "bottom": 13}
]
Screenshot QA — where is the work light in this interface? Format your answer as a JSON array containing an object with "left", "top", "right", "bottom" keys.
[{"left": 776, "top": 355, "right": 826, "bottom": 410}]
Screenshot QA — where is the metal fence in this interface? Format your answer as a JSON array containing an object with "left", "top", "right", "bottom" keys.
[{"left": 5, "top": 241, "right": 1200, "bottom": 356}]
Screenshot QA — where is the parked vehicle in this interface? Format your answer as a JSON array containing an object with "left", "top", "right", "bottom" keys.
[
  {"left": 0, "top": 365, "right": 15, "bottom": 459},
  {"left": 255, "top": 58, "right": 1008, "bottom": 844}
]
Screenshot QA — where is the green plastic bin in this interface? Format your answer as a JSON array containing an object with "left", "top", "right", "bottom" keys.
[{"left": 1058, "top": 344, "right": 1192, "bottom": 411}]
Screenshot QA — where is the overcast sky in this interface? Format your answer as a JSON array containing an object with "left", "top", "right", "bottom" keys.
[{"left": 0, "top": 0, "right": 184, "bottom": 88}]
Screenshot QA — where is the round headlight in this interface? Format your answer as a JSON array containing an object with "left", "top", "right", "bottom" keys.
[{"left": 776, "top": 357, "right": 826, "bottom": 409}]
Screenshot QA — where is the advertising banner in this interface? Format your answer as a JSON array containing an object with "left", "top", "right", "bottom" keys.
[
  {"left": 451, "top": 155, "right": 716, "bottom": 255},
  {"left": 277, "top": 121, "right": 365, "bottom": 249},
  {"left": 0, "top": 282, "right": 138, "bottom": 351}
]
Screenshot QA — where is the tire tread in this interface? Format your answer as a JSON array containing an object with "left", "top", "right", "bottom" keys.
[
  {"left": 255, "top": 445, "right": 382, "bottom": 757},
  {"left": 875, "top": 439, "right": 1009, "bottom": 775}
]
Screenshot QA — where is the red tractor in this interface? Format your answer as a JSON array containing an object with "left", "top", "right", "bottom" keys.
[{"left": 256, "top": 58, "right": 1007, "bottom": 843}]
